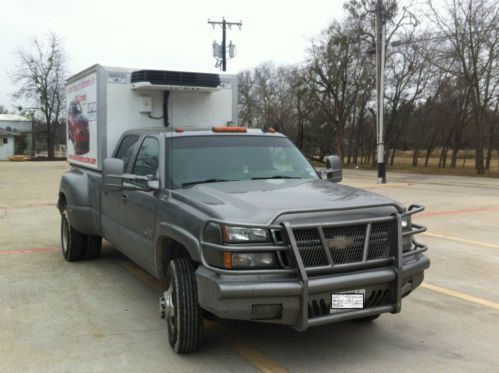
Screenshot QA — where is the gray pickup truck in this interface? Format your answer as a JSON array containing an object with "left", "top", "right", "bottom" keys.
[{"left": 58, "top": 126, "right": 429, "bottom": 353}]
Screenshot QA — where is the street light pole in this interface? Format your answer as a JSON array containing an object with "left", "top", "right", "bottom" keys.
[{"left": 376, "top": 0, "right": 387, "bottom": 183}]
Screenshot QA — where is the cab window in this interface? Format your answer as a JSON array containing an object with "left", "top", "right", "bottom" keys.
[
  {"left": 133, "top": 137, "right": 160, "bottom": 178},
  {"left": 115, "top": 135, "right": 140, "bottom": 171}
]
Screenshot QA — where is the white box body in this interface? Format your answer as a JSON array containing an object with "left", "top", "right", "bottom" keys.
[{"left": 65, "top": 64, "right": 238, "bottom": 170}]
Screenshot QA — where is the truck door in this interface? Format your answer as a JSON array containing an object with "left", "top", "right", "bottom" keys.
[
  {"left": 120, "top": 136, "right": 160, "bottom": 272},
  {"left": 101, "top": 134, "right": 140, "bottom": 249}
]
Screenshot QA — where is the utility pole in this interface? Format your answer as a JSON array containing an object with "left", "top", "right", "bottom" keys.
[
  {"left": 375, "top": 0, "right": 387, "bottom": 183},
  {"left": 208, "top": 18, "right": 242, "bottom": 71}
]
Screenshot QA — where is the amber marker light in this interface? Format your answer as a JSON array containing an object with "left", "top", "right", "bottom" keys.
[
  {"left": 212, "top": 126, "right": 247, "bottom": 133},
  {"left": 223, "top": 252, "right": 232, "bottom": 269}
]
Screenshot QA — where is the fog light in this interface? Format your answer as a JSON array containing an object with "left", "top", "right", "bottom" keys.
[
  {"left": 401, "top": 281, "right": 412, "bottom": 296},
  {"left": 251, "top": 304, "right": 283, "bottom": 320}
]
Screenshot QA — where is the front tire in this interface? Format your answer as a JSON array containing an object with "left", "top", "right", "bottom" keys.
[{"left": 165, "top": 257, "right": 203, "bottom": 353}]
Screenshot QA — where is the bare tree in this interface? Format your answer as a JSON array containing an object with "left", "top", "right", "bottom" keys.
[
  {"left": 0, "top": 105, "right": 8, "bottom": 114},
  {"left": 237, "top": 1, "right": 499, "bottom": 173},
  {"left": 425, "top": 0, "right": 499, "bottom": 174},
  {"left": 11, "top": 32, "right": 67, "bottom": 159}
]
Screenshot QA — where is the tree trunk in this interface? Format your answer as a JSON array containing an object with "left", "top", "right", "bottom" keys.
[
  {"left": 347, "top": 127, "right": 353, "bottom": 165},
  {"left": 485, "top": 123, "right": 496, "bottom": 170},
  {"left": 485, "top": 146, "right": 492, "bottom": 170},
  {"left": 450, "top": 146, "right": 459, "bottom": 168},
  {"left": 474, "top": 110, "right": 485, "bottom": 174},
  {"left": 412, "top": 148, "right": 420, "bottom": 167},
  {"left": 424, "top": 132, "right": 437, "bottom": 167},
  {"left": 47, "top": 122, "right": 55, "bottom": 159},
  {"left": 296, "top": 119, "right": 304, "bottom": 151},
  {"left": 390, "top": 148, "right": 396, "bottom": 166},
  {"left": 296, "top": 98, "right": 305, "bottom": 151},
  {"left": 476, "top": 141, "right": 485, "bottom": 174},
  {"left": 438, "top": 147, "right": 448, "bottom": 168}
]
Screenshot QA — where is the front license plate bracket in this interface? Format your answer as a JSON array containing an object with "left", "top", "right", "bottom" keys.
[{"left": 331, "top": 289, "right": 365, "bottom": 310}]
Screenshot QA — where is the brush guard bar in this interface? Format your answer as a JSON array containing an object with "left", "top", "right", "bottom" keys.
[{"left": 199, "top": 203, "right": 428, "bottom": 330}]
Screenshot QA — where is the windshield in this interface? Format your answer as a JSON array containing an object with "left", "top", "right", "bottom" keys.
[{"left": 169, "top": 135, "right": 318, "bottom": 188}]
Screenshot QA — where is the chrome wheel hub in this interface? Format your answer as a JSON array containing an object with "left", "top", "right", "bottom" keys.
[
  {"left": 62, "top": 216, "right": 69, "bottom": 253},
  {"left": 162, "top": 288, "right": 175, "bottom": 329}
]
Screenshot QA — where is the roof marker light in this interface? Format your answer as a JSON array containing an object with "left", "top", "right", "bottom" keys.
[
  {"left": 212, "top": 126, "right": 247, "bottom": 133},
  {"left": 262, "top": 127, "right": 277, "bottom": 133},
  {"left": 175, "top": 128, "right": 185, "bottom": 133}
]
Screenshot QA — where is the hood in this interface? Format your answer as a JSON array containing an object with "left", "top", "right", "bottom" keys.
[{"left": 172, "top": 179, "right": 404, "bottom": 225}]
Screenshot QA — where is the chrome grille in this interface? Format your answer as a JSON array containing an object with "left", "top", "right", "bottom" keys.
[
  {"left": 291, "top": 221, "right": 393, "bottom": 269},
  {"left": 323, "top": 224, "right": 365, "bottom": 264}
]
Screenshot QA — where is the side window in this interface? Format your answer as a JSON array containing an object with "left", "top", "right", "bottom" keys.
[
  {"left": 133, "top": 137, "right": 160, "bottom": 177},
  {"left": 115, "top": 135, "right": 139, "bottom": 171}
]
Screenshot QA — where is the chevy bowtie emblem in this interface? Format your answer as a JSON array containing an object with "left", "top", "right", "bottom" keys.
[{"left": 328, "top": 236, "right": 355, "bottom": 250}]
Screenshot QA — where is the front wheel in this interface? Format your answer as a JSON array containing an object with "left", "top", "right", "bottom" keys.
[{"left": 164, "top": 257, "right": 203, "bottom": 353}]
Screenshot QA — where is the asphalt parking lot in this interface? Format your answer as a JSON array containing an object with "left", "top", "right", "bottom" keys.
[{"left": 1, "top": 161, "right": 498, "bottom": 372}]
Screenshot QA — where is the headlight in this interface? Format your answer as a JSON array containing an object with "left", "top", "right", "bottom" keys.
[
  {"left": 401, "top": 216, "right": 411, "bottom": 229},
  {"left": 224, "top": 252, "right": 277, "bottom": 269},
  {"left": 402, "top": 216, "right": 412, "bottom": 252},
  {"left": 222, "top": 225, "right": 271, "bottom": 243}
]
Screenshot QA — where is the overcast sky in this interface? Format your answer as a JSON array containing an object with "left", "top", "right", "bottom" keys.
[{"left": 0, "top": 0, "right": 347, "bottom": 110}]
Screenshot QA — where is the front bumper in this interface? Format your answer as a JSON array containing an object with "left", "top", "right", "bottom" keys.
[
  {"left": 197, "top": 203, "right": 429, "bottom": 330},
  {"left": 197, "top": 254, "right": 429, "bottom": 329}
]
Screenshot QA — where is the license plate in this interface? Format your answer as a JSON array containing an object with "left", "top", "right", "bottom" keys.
[{"left": 331, "top": 290, "right": 365, "bottom": 309}]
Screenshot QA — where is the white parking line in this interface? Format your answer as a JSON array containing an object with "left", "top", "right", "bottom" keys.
[{"left": 422, "top": 282, "right": 499, "bottom": 311}]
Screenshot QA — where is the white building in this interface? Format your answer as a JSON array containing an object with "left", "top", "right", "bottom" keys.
[
  {"left": 0, "top": 114, "right": 33, "bottom": 160},
  {"left": 0, "top": 128, "right": 21, "bottom": 160}
]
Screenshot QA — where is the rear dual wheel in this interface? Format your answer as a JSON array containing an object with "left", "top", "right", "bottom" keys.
[{"left": 61, "top": 210, "right": 102, "bottom": 261}]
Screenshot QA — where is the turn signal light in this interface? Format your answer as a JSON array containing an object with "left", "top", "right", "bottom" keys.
[{"left": 223, "top": 252, "right": 232, "bottom": 269}]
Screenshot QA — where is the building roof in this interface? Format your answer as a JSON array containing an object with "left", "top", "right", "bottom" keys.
[
  {"left": 0, "top": 114, "right": 32, "bottom": 122},
  {"left": 0, "top": 128, "right": 21, "bottom": 136}
]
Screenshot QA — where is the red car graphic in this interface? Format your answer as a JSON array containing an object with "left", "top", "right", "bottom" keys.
[{"left": 68, "top": 100, "right": 89, "bottom": 155}]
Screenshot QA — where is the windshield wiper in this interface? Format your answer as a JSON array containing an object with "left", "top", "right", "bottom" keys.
[
  {"left": 182, "top": 178, "right": 237, "bottom": 187},
  {"left": 251, "top": 175, "right": 302, "bottom": 180}
]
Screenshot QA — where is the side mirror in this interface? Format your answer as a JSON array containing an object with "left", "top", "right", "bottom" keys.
[
  {"left": 103, "top": 158, "right": 125, "bottom": 192},
  {"left": 325, "top": 155, "right": 342, "bottom": 183},
  {"left": 146, "top": 179, "right": 160, "bottom": 191}
]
